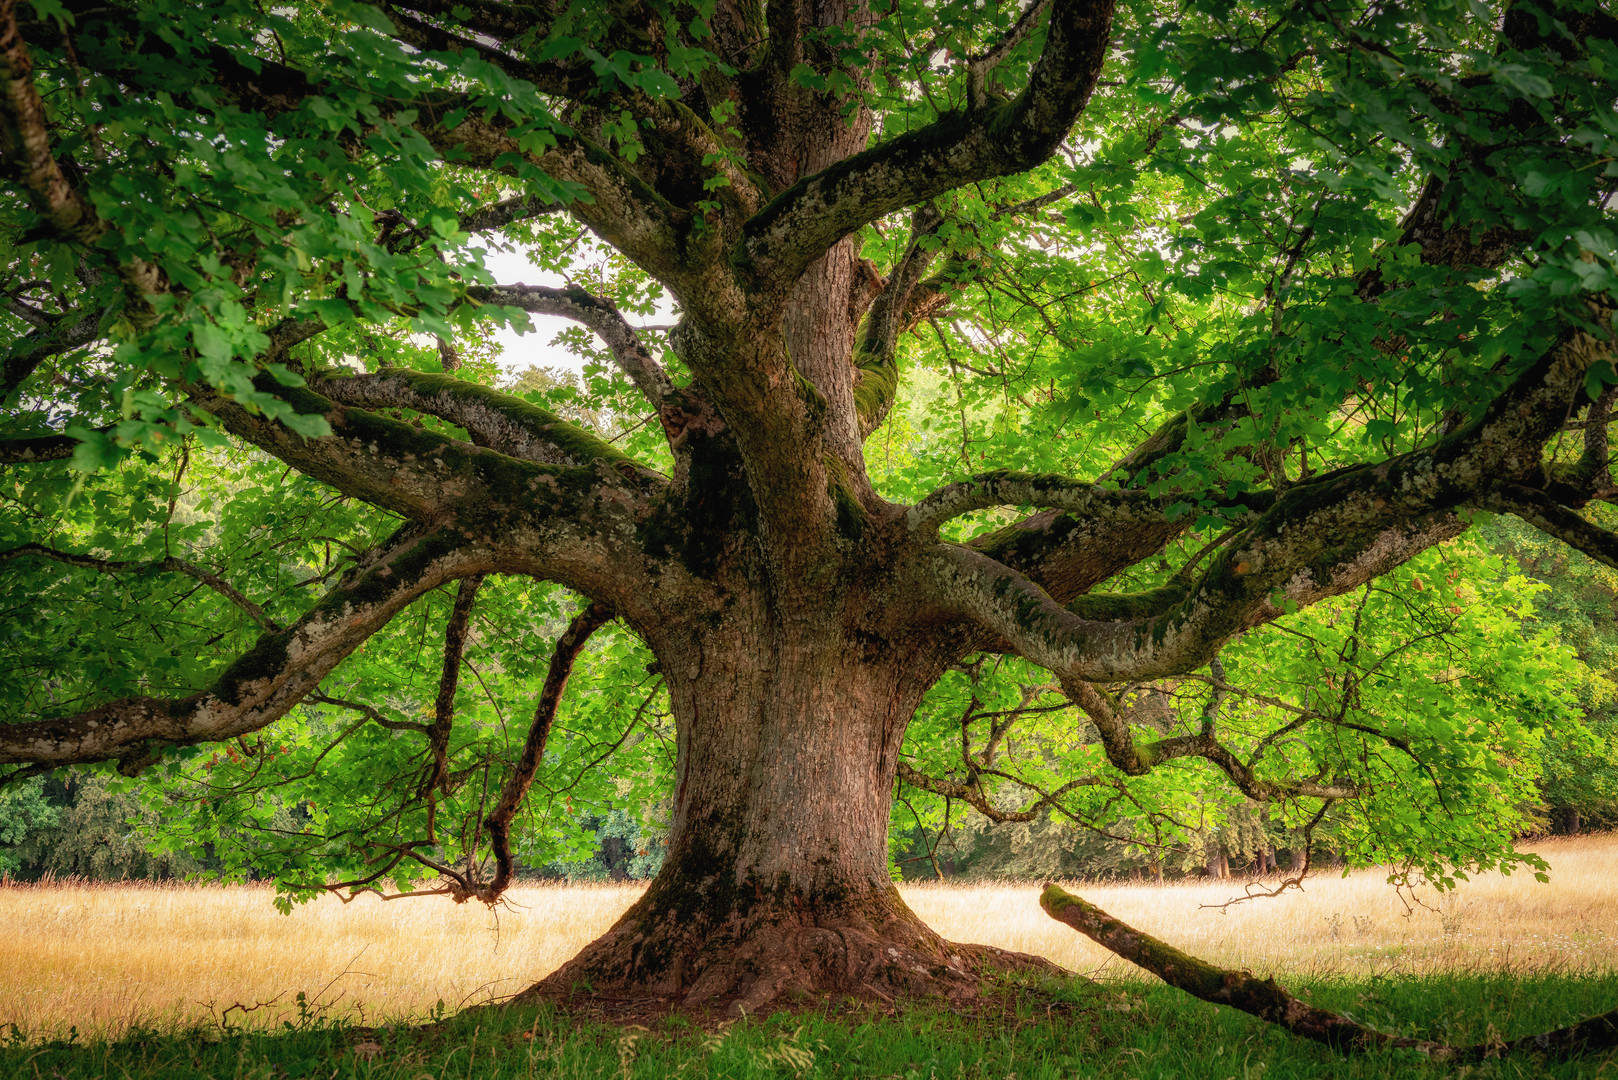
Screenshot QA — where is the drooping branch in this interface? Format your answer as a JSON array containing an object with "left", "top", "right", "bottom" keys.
[
  {"left": 1040, "top": 884, "right": 1618, "bottom": 1059},
  {"left": 0, "top": 543, "right": 281, "bottom": 631},
  {"left": 470, "top": 283, "right": 675, "bottom": 413},
  {"left": 426, "top": 575, "right": 484, "bottom": 792},
  {"left": 737, "top": 0, "right": 1116, "bottom": 293},
  {"left": 0, "top": 525, "right": 487, "bottom": 773},
  {"left": 1056, "top": 675, "right": 1356, "bottom": 798},
  {"left": 896, "top": 760, "right": 1105, "bottom": 823},
  {"left": 475, "top": 599, "right": 613, "bottom": 903}
]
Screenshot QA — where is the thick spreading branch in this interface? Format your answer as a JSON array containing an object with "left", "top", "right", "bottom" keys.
[
  {"left": 187, "top": 374, "right": 658, "bottom": 531},
  {"left": 854, "top": 205, "right": 945, "bottom": 437},
  {"left": 921, "top": 327, "right": 1611, "bottom": 682},
  {"left": 1041, "top": 884, "right": 1618, "bottom": 1059},
  {"left": 907, "top": 470, "right": 1187, "bottom": 534},
  {"left": 308, "top": 367, "right": 658, "bottom": 476},
  {"left": 0, "top": 526, "right": 485, "bottom": 773},
  {"left": 737, "top": 0, "right": 1116, "bottom": 293}
]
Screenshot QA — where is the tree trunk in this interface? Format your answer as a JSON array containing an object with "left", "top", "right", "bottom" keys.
[{"left": 523, "top": 631, "right": 1054, "bottom": 1013}]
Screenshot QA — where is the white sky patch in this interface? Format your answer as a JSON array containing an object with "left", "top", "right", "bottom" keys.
[
  {"left": 478, "top": 245, "right": 586, "bottom": 375},
  {"left": 475, "top": 245, "right": 680, "bottom": 378}
]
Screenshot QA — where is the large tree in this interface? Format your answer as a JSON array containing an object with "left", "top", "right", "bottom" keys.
[{"left": 2, "top": 0, "right": 1617, "bottom": 1016}]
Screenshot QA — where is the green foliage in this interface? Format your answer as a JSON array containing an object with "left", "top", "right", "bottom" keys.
[
  {"left": 1, "top": 771, "right": 209, "bottom": 880},
  {"left": 1483, "top": 513, "right": 1618, "bottom": 829},
  {"left": 0, "top": 775, "right": 56, "bottom": 874},
  {"left": 532, "top": 806, "right": 668, "bottom": 881},
  {"left": 896, "top": 541, "right": 1599, "bottom": 887},
  {"left": 3, "top": 0, "right": 1617, "bottom": 907}
]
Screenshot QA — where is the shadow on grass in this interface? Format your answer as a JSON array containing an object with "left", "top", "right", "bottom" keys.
[{"left": 5, "top": 972, "right": 1615, "bottom": 1078}]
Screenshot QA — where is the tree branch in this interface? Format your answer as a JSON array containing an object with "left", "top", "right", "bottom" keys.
[
  {"left": 1, "top": 302, "right": 104, "bottom": 397},
  {"left": 0, "top": 542, "right": 281, "bottom": 631},
  {"left": 0, "top": 425, "right": 105, "bottom": 464},
  {"left": 1041, "top": 883, "right": 1618, "bottom": 1059},
  {"left": 1485, "top": 482, "right": 1618, "bottom": 568},
  {"left": 427, "top": 575, "right": 484, "bottom": 792},
  {"left": 854, "top": 205, "right": 945, "bottom": 437},
  {"left": 186, "top": 371, "right": 658, "bottom": 530},
  {"left": 475, "top": 599, "right": 613, "bottom": 903},
  {"left": 308, "top": 367, "right": 660, "bottom": 476},
  {"left": 907, "top": 469, "right": 1187, "bottom": 534},
  {"left": 919, "top": 325, "right": 1611, "bottom": 681},
  {"left": 458, "top": 193, "right": 567, "bottom": 235},
  {"left": 737, "top": 0, "right": 1115, "bottom": 293},
  {"left": 0, "top": 0, "right": 97, "bottom": 244},
  {"left": 896, "top": 759, "right": 1104, "bottom": 823},
  {"left": 0, "top": 525, "right": 486, "bottom": 773},
  {"left": 470, "top": 283, "right": 675, "bottom": 413}
]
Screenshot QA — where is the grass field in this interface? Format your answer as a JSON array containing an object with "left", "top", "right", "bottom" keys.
[{"left": 3, "top": 834, "right": 1615, "bottom": 1045}]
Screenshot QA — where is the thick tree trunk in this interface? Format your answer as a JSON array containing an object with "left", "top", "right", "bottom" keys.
[{"left": 522, "top": 629, "right": 1056, "bottom": 1013}]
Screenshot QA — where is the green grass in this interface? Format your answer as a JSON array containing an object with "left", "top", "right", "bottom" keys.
[{"left": 5, "top": 973, "right": 1616, "bottom": 1079}]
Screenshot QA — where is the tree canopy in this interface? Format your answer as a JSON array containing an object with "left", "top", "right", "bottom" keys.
[{"left": 2, "top": 0, "right": 1617, "bottom": 1016}]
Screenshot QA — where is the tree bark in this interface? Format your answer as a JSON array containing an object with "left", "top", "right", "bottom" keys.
[{"left": 524, "top": 634, "right": 1056, "bottom": 1013}]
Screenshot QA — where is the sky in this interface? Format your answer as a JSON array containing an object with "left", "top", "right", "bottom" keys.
[
  {"left": 475, "top": 244, "right": 678, "bottom": 378},
  {"left": 479, "top": 245, "right": 587, "bottom": 375}
]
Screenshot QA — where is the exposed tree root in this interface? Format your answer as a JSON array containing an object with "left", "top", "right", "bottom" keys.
[
  {"left": 514, "top": 888, "right": 1063, "bottom": 1020},
  {"left": 1040, "top": 883, "right": 1618, "bottom": 1061}
]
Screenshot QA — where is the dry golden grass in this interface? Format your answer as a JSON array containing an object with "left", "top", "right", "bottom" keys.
[{"left": 2, "top": 835, "right": 1614, "bottom": 1039}]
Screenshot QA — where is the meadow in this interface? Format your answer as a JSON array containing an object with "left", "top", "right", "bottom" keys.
[
  {"left": 3, "top": 836, "right": 1616, "bottom": 1078},
  {"left": 3, "top": 835, "right": 1616, "bottom": 1037}
]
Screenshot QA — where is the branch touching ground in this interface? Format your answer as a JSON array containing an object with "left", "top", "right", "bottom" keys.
[{"left": 1040, "top": 884, "right": 1618, "bottom": 1060}]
